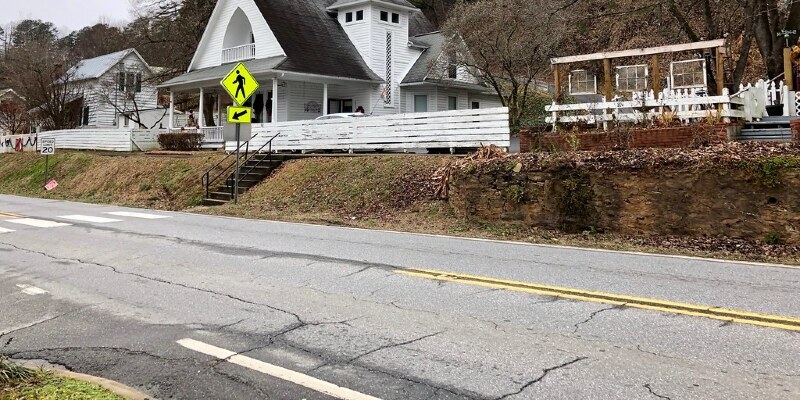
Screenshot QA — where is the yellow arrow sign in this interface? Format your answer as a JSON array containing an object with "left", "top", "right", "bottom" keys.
[
  {"left": 228, "top": 106, "right": 253, "bottom": 124},
  {"left": 221, "top": 63, "right": 259, "bottom": 106}
]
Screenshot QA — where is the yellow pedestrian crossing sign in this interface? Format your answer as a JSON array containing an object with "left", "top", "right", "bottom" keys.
[
  {"left": 221, "top": 63, "right": 259, "bottom": 106},
  {"left": 227, "top": 106, "right": 253, "bottom": 124}
]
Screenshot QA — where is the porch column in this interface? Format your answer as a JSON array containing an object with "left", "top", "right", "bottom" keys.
[
  {"left": 169, "top": 91, "right": 174, "bottom": 130},
  {"left": 268, "top": 85, "right": 275, "bottom": 125},
  {"left": 785, "top": 47, "right": 794, "bottom": 91},
  {"left": 651, "top": 55, "right": 660, "bottom": 100},
  {"left": 272, "top": 79, "right": 279, "bottom": 123},
  {"left": 217, "top": 93, "right": 222, "bottom": 126},
  {"left": 323, "top": 83, "right": 329, "bottom": 115},
  {"left": 198, "top": 88, "right": 205, "bottom": 128}
]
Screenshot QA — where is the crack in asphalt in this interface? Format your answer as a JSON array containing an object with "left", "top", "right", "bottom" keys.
[
  {"left": 644, "top": 383, "right": 672, "bottom": 399},
  {"left": 572, "top": 305, "right": 624, "bottom": 334},
  {"left": 348, "top": 331, "right": 445, "bottom": 364},
  {"left": 496, "top": 357, "right": 588, "bottom": 400},
  {"left": 340, "top": 266, "right": 373, "bottom": 278},
  {"left": 0, "top": 242, "right": 306, "bottom": 326},
  {"left": 6, "top": 346, "right": 192, "bottom": 363},
  {"left": 636, "top": 345, "right": 677, "bottom": 360}
]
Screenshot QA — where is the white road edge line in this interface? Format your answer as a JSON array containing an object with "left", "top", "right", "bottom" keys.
[
  {"left": 16, "top": 284, "right": 48, "bottom": 296},
  {"left": 176, "top": 339, "right": 382, "bottom": 400},
  {"left": 6, "top": 218, "right": 72, "bottom": 228},
  {"left": 0, "top": 227, "right": 14, "bottom": 234},
  {"left": 59, "top": 215, "right": 123, "bottom": 224},
  {"left": 104, "top": 211, "right": 170, "bottom": 220}
]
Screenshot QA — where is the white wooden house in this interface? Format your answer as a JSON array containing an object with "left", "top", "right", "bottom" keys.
[
  {"left": 67, "top": 49, "right": 160, "bottom": 128},
  {"left": 160, "top": 0, "right": 502, "bottom": 128}
]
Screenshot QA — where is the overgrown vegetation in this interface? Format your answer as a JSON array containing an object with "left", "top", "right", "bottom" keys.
[{"left": 745, "top": 156, "right": 800, "bottom": 188}]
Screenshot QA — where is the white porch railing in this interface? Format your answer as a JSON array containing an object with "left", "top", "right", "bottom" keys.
[
  {"left": 200, "top": 126, "right": 224, "bottom": 143},
  {"left": 547, "top": 88, "right": 748, "bottom": 127},
  {"left": 226, "top": 108, "right": 511, "bottom": 152},
  {"left": 221, "top": 44, "right": 256, "bottom": 64}
]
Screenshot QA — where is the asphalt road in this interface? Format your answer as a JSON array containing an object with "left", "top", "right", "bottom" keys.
[{"left": 0, "top": 194, "right": 798, "bottom": 399}]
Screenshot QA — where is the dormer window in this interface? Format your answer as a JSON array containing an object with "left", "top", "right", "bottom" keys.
[{"left": 448, "top": 65, "right": 458, "bottom": 79}]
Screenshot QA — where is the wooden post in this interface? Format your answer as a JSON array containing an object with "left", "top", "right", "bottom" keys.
[
  {"left": 603, "top": 58, "right": 612, "bottom": 101},
  {"left": 652, "top": 54, "right": 660, "bottom": 100},
  {"left": 553, "top": 64, "right": 560, "bottom": 101},
  {"left": 784, "top": 47, "right": 794, "bottom": 91},
  {"left": 716, "top": 47, "right": 726, "bottom": 95}
]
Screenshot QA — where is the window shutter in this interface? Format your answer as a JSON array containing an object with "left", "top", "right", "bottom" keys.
[
  {"left": 135, "top": 73, "right": 142, "bottom": 92},
  {"left": 118, "top": 72, "right": 125, "bottom": 91}
]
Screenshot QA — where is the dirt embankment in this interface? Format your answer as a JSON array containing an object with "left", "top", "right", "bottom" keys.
[{"left": 0, "top": 152, "right": 224, "bottom": 210}]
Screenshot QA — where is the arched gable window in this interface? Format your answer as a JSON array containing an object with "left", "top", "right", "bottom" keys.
[{"left": 223, "top": 8, "right": 254, "bottom": 49}]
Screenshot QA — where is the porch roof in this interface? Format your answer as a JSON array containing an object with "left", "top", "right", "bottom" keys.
[{"left": 160, "top": 56, "right": 287, "bottom": 89}]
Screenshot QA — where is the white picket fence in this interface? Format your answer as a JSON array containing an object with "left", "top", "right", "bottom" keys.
[
  {"left": 546, "top": 88, "right": 743, "bottom": 127},
  {"left": 0, "top": 134, "right": 38, "bottom": 154},
  {"left": 226, "top": 108, "right": 511, "bottom": 152},
  {"left": 35, "top": 128, "right": 161, "bottom": 152}
]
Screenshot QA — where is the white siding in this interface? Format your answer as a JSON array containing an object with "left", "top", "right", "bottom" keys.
[
  {"left": 328, "top": 84, "right": 372, "bottom": 115},
  {"left": 38, "top": 129, "right": 133, "bottom": 152},
  {"left": 368, "top": 7, "right": 416, "bottom": 112},
  {"left": 436, "top": 89, "right": 469, "bottom": 111},
  {"left": 286, "top": 81, "right": 324, "bottom": 121},
  {"left": 468, "top": 93, "right": 504, "bottom": 109},
  {"left": 81, "top": 53, "right": 159, "bottom": 128},
  {"left": 191, "top": 0, "right": 284, "bottom": 70},
  {"left": 337, "top": 6, "right": 372, "bottom": 65}
]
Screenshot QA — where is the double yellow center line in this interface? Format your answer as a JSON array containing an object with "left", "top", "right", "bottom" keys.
[
  {"left": 0, "top": 212, "right": 20, "bottom": 219},
  {"left": 396, "top": 268, "right": 800, "bottom": 332}
]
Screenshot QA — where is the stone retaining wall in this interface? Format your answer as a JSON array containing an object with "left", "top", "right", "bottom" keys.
[{"left": 448, "top": 160, "right": 800, "bottom": 244}]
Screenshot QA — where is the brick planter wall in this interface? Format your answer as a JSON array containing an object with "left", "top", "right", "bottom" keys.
[
  {"left": 791, "top": 120, "right": 800, "bottom": 142},
  {"left": 520, "top": 124, "right": 730, "bottom": 152}
]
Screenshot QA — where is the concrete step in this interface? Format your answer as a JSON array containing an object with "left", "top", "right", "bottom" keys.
[{"left": 203, "top": 198, "right": 229, "bottom": 206}]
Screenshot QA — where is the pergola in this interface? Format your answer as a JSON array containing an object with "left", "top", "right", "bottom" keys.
[{"left": 550, "top": 39, "right": 729, "bottom": 102}]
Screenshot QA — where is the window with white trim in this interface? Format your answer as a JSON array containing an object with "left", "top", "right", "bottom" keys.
[
  {"left": 356, "top": 10, "right": 364, "bottom": 21},
  {"left": 616, "top": 65, "right": 648, "bottom": 93},
  {"left": 346, "top": 12, "right": 353, "bottom": 23},
  {"left": 670, "top": 59, "right": 706, "bottom": 89},
  {"left": 568, "top": 70, "right": 597, "bottom": 95}
]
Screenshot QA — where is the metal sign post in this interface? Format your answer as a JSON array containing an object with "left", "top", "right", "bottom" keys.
[
  {"left": 221, "top": 63, "right": 259, "bottom": 205},
  {"left": 40, "top": 138, "right": 56, "bottom": 189}
]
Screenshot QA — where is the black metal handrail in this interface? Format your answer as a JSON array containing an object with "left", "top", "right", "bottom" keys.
[
  {"left": 232, "top": 132, "right": 282, "bottom": 196},
  {"left": 202, "top": 133, "right": 259, "bottom": 199}
]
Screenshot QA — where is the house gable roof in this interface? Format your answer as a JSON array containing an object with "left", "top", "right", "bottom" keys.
[
  {"left": 68, "top": 49, "right": 152, "bottom": 81},
  {"left": 402, "top": 32, "right": 493, "bottom": 94},
  {"left": 252, "top": 0, "right": 382, "bottom": 81}
]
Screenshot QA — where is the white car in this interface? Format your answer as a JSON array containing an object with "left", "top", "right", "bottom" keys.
[{"left": 315, "top": 113, "right": 366, "bottom": 120}]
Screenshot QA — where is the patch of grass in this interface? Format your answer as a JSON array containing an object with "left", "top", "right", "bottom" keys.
[
  {"left": 764, "top": 232, "right": 785, "bottom": 245},
  {"left": 744, "top": 156, "right": 800, "bottom": 188},
  {"left": 0, "top": 357, "right": 123, "bottom": 400}
]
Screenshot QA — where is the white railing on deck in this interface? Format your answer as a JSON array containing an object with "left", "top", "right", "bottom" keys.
[
  {"left": 168, "top": 126, "right": 224, "bottom": 144},
  {"left": 226, "top": 108, "right": 511, "bottom": 152},
  {"left": 221, "top": 44, "right": 256, "bottom": 64},
  {"left": 547, "top": 88, "right": 750, "bottom": 127}
]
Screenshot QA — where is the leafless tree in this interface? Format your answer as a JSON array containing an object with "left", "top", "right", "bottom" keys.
[
  {"left": 0, "top": 102, "right": 29, "bottom": 135},
  {"left": 442, "top": 0, "right": 569, "bottom": 128},
  {"left": 4, "top": 42, "right": 83, "bottom": 130}
]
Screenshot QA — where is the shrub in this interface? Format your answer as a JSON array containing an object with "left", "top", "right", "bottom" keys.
[{"left": 157, "top": 133, "right": 203, "bottom": 151}]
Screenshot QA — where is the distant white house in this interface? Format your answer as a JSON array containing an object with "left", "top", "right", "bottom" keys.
[
  {"left": 160, "top": 0, "right": 502, "bottom": 127},
  {"left": 67, "top": 49, "right": 160, "bottom": 128}
]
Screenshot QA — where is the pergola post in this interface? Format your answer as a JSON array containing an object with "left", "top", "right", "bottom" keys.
[
  {"left": 553, "top": 64, "right": 560, "bottom": 101},
  {"left": 652, "top": 54, "right": 660, "bottom": 100},
  {"left": 784, "top": 47, "right": 793, "bottom": 91},
  {"left": 603, "top": 58, "right": 612, "bottom": 130},
  {"left": 198, "top": 88, "right": 204, "bottom": 128},
  {"left": 716, "top": 47, "right": 726, "bottom": 95}
]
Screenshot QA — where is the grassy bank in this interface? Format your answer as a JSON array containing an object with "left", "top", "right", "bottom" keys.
[
  {"left": 0, "top": 151, "right": 224, "bottom": 210},
  {"left": 0, "top": 358, "right": 123, "bottom": 400}
]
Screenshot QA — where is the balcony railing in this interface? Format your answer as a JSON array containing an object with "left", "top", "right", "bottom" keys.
[{"left": 222, "top": 44, "right": 256, "bottom": 64}]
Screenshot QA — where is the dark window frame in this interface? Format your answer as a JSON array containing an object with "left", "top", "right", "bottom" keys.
[
  {"left": 345, "top": 12, "right": 353, "bottom": 23},
  {"left": 391, "top": 13, "right": 400, "bottom": 24},
  {"left": 356, "top": 10, "right": 364, "bottom": 21},
  {"left": 380, "top": 11, "right": 388, "bottom": 21}
]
